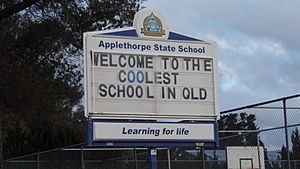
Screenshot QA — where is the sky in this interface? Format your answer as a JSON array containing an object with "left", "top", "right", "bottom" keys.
[{"left": 144, "top": 0, "right": 300, "bottom": 111}]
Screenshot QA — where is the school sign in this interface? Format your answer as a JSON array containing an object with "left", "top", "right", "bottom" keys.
[{"left": 84, "top": 8, "right": 219, "bottom": 147}]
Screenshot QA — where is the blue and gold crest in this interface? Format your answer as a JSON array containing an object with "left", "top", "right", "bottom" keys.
[{"left": 141, "top": 12, "right": 165, "bottom": 36}]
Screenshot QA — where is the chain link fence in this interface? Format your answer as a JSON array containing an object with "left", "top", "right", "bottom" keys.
[
  {"left": 219, "top": 94, "right": 300, "bottom": 169},
  {"left": 4, "top": 147, "right": 227, "bottom": 169},
  {"left": 5, "top": 94, "right": 300, "bottom": 169}
]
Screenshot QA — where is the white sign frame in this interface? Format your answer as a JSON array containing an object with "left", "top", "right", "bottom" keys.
[{"left": 83, "top": 9, "right": 219, "bottom": 121}]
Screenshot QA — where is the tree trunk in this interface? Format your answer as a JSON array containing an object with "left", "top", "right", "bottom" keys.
[
  {"left": 0, "top": 99, "right": 5, "bottom": 169},
  {"left": 0, "top": 111, "right": 3, "bottom": 169}
]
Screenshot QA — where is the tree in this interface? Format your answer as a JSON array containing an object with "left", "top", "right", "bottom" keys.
[
  {"left": 0, "top": 0, "right": 143, "bottom": 168},
  {"left": 281, "top": 145, "right": 288, "bottom": 169},
  {"left": 280, "top": 128, "right": 300, "bottom": 169},
  {"left": 290, "top": 128, "right": 300, "bottom": 169},
  {"left": 218, "top": 113, "right": 277, "bottom": 168},
  {"left": 0, "top": 0, "right": 38, "bottom": 21},
  {"left": 291, "top": 128, "right": 300, "bottom": 159},
  {"left": 218, "top": 113, "right": 259, "bottom": 148}
]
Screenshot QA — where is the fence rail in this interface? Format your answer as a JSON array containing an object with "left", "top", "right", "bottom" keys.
[{"left": 5, "top": 94, "right": 300, "bottom": 169}]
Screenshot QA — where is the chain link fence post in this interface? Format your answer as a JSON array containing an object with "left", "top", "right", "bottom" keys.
[
  {"left": 81, "top": 144, "right": 85, "bottom": 169},
  {"left": 257, "top": 132, "right": 261, "bottom": 169},
  {"left": 167, "top": 148, "right": 171, "bottom": 169},
  {"left": 134, "top": 147, "right": 138, "bottom": 169},
  {"left": 202, "top": 146, "right": 205, "bottom": 169},
  {"left": 283, "top": 99, "right": 291, "bottom": 169}
]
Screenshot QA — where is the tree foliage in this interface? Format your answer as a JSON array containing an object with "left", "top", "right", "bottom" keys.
[
  {"left": 218, "top": 113, "right": 259, "bottom": 148},
  {"left": 218, "top": 113, "right": 278, "bottom": 169},
  {"left": 0, "top": 0, "right": 143, "bottom": 162},
  {"left": 291, "top": 128, "right": 300, "bottom": 161},
  {"left": 281, "top": 127, "right": 300, "bottom": 169}
]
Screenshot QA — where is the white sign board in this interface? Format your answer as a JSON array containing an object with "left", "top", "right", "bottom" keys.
[
  {"left": 227, "top": 146, "right": 265, "bottom": 169},
  {"left": 93, "top": 122, "right": 216, "bottom": 141},
  {"left": 84, "top": 8, "right": 219, "bottom": 120}
]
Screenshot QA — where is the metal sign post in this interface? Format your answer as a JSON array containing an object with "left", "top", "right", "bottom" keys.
[{"left": 148, "top": 148, "right": 157, "bottom": 169}]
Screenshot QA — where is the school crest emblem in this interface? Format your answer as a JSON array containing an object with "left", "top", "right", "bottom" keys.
[{"left": 141, "top": 12, "right": 165, "bottom": 36}]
